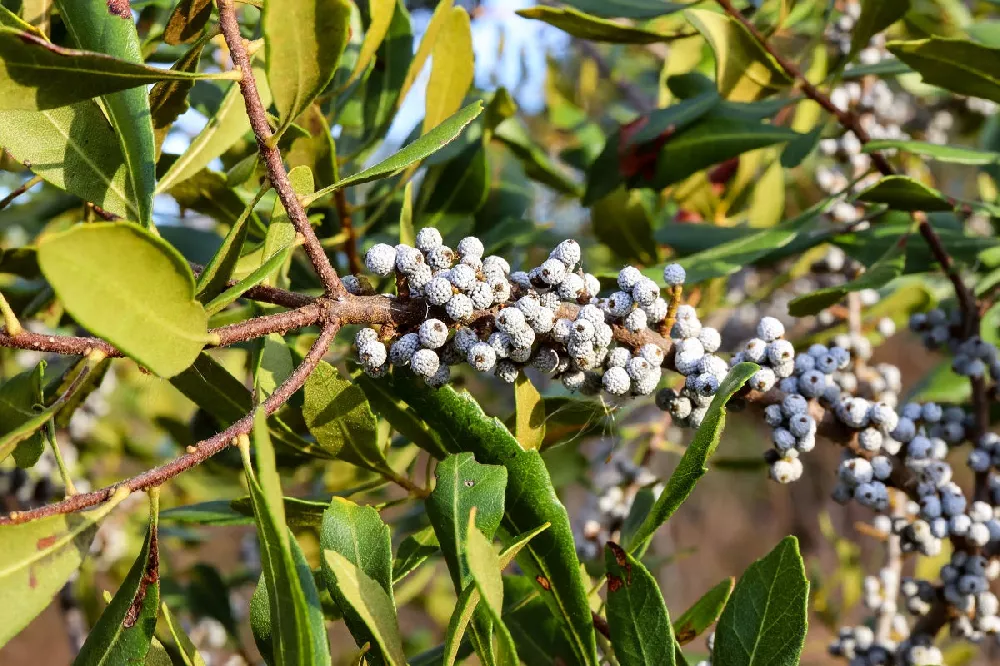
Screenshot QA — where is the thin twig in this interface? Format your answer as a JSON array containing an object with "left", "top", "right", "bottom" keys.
[
  {"left": 0, "top": 322, "right": 340, "bottom": 525},
  {"left": 0, "top": 174, "right": 43, "bottom": 211},
  {"left": 217, "top": 0, "right": 346, "bottom": 299}
]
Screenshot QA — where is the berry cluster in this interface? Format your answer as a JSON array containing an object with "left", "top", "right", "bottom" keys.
[
  {"left": 357, "top": 233, "right": 682, "bottom": 399},
  {"left": 909, "top": 308, "right": 1000, "bottom": 381},
  {"left": 653, "top": 303, "right": 726, "bottom": 428}
]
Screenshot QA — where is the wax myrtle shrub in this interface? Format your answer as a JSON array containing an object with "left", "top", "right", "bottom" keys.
[{"left": 4, "top": 0, "right": 1000, "bottom": 664}]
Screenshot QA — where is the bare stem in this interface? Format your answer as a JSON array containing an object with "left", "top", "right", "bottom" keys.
[
  {"left": 334, "top": 189, "right": 363, "bottom": 275},
  {"left": 0, "top": 322, "right": 339, "bottom": 525},
  {"left": 0, "top": 174, "right": 43, "bottom": 211},
  {"left": 216, "top": 0, "right": 346, "bottom": 299}
]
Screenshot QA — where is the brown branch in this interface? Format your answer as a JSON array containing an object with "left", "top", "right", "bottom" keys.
[
  {"left": 0, "top": 304, "right": 324, "bottom": 358},
  {"left": 0, "top": 175, "right": 43, "bottom": 211},
  {"left": 334, "top": 189, "right": 363, "bottom": 275},
  {"left": 0, "top": 322, "right": 340, "bottom": 525},
  {"left": 217, "top": 0, "right": 346, "bottom": 300},
  {"left": 190, "top": 262, "right": 316, "bottom": 309}
]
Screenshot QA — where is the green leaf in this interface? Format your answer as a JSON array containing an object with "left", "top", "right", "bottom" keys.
[
  {"left": 654, "top": 115, "right": 800, "bottom": 188},
  {"left": 628, "top": 363, "right": 759, "bottom": 554},
  {"left": 673, "top": 578, "right": 734, "bottom": 645},
  {"left": 887, "top": 37, "right": 1000, "bottom": 104},
  {"left": 74, "top": 491, "right": 161, "bottom": 666},
  {"left": 323, "top": 550, "right": 407, "bottom": 666},
  {"left": 848, "top": 0, "right": 911, "bottom": 61},
  {"left": 788, "top": 233, "right": 909, "bottom": 316},
  {"left": 53, "top": 1, "right": 156, "bottom": 226},
  {"left": 320, "top": 497, "right": 396, "bottom": 665},
  {"left": 304, "top": 361, "right": 388, "bottom": 469},
  {"left": 514, "top": 375, "right": 546, "bottom": 451},
  {"left": 646, "top": 205, "right": 823, "bottom": 284},
  {"left": 591, "top": 187, "right": 659, "bottom": 265},
  {"left": 560, "top": 0, "right": 687, "bottom": 19},
  {"left": 164, "top": 0, "right": 213, "bottom": 46},
  {"left": 0, "top": 27, "right": 233, "bottom": 112},
  {"left": 417, "top": 142, "right": 490, "bottom": 226},
  {"left": 0, "top": 4, "right": 43, "bottom": 36},
  {"left": 151, "top": 35, "right": 209, "bottom": 160},
  {"left": 856, "top": 174, "right": 952, "bottom": 211},
  {"left": 253, "top": 333, "right": 294, "bottom": 401},
  {"left": 240, "top": 412, "right": 331, "bottom": 666},
  {"left": 168, "top": 353, "right": 317, "bottom": 455},
  {"left": 604, "top": 541, "right": 675, "bottom": 666},
  {"left": 0, "top": 487, "right": 129, "bottom": 648},
  {"left": 359, "top": 0, "right": 413, "bottom": 142},
  {"left": 684, "top": 9, "right": 793, "bottom": 102},
  {"left": 502, "top": 576, "right": 578, "bottom": 666},
  {"left": 423, "top": 6, "right": 473, "bottom": 133},
  {"left": 157, "top": 601, "right": 208, "bottom": 666},
  {"left": 156, "top": 60, "right": 271, "bottom": 194},
  {"left": 384, "top": 373, "right": 598, "bottom": 666},
  {"left": 393, "top": 526, "right": 440, "bottom": 585},
  {"left": 347, "top": 0, "right": 396, "bottom": 87},
  {"left": 863, "top": 139, "right": 1000, "bottom": 165},
  {"left": 0, "top": 363, "right": 45, "bottom": 467},
  {"left": 494, "top": 119, "right": 582, "bottom": 197},
  {"left": 37, "top": 223, "right": 208, "bottom": 377},
  {"left": 714, "top": 537, "right": 809, "bottom": 666},
  {"left": 0, "top": 101, "right": 136, "bottom": 219},
  {"left": 356, "top": 374, "right": 448, "bottom": 459},
  {"left": 195, "top": 183, "right": 270, "bottom": 302},
  {"left": 465, "top": 513, "right": 519, "bottom": 665},
  {"left": 516, "top": 6, "right": 690, "bottom": 44},
  {"left": 304, "top": 101, "right": 484, "bottom": 205},
  {"left": 426, "top": 453, "right": 508, "bottom": 591},
  {"left": 204, "top": 244, "right": 293, "bottom": 315},
  {"left": 166, "top": 169, "right": 262, "bottom": 229},
  {"left": 265, "top": 0, "right": 351, "bottom": 136}
]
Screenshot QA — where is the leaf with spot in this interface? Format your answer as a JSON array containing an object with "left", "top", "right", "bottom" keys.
[
  {"left": 604, "top": 542, "right": 675, "bottom": 666},
  {"left": 73, "top": 491, "right": 161, "bottom": 666},
  {"left": 673, "top": 578, "right": 734, "bottom": 645},
  {"left": 264, "top": 0, "right": 351, "bottom": 137},
  {"left": 38, "top": 223, "right": 209, "bottom": 377},
  {"left": 628, "top": 363, "right": 759, "bottom": 555},
  {"left": 0, "top": 487, "right": 130, "bottom": 649},
  {"left": 320, "top": 497, "right": 404, "bottom": 666},
  {"left": 713, "top": 537, "right": 809, "bottom": 666}
]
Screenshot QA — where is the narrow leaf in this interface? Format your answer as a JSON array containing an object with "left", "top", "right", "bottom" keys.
[
  {"left": 516, "top": 6, "right": 690, "bottom": 44},
  {"left": 303, "top": 101, "right": 484, "bottom": 205},
  {"left": 888, "top": 37, "right": 1000, "bottom": 103},
  {"left": 74, "top": 491, "right": 161, "bottom": 666},
  {"left": 346, "top": 0, "right": 396, "bottom": 86},
  {"left": 855, "top": 174, "right": 953, "bottom": 211},
  {"left": 514, "top": 374, "right": 545, "bottom": 451},
  {"left": 628, "top": 363, "right": 759, "bottom": 554},
  {"left": 204, "top": 244, "right": 293, "bottom": 315},
  {"left": 393, "top": 527, "right": 439, "bottom": 585},
  {"left": 673, "top": 578, "right": 734, "bottom": 646},
  {"left": 195, "top": 182, "right": 270, "bottom": 301},
  {"left": 399, "top": 0, "right": 453, "bottom": 104},
  {"left": 151, "top": 35, "right": 209, "bottom": 159},
  {"left": 863, "top": 139, "right": 1000, "bottom": 165},
  {"left": 423, "top": 7, "right": 474, "bottom": 133},
  {"left": 165, "top": 0, "right": 213, "bottom": 46}
]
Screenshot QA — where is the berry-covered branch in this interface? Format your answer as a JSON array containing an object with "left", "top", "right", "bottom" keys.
[{"left": 216, "top": 0, "right": 346, "bottom": 300}]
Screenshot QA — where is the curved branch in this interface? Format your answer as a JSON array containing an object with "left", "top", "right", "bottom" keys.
[
  {"left": 216, "top": 0, "right": 346, "bottom": 299},
  {"left": 0, "top": 322, "right": 340, "bottom": 525}
]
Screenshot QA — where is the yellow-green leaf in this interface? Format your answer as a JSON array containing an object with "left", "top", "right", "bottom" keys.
[
  {"left": 399, "top": 0, "right": 453, "bottom": 104},
  {"left": 514, "top": 374, "right": 545, "bottom": 451},
  {"left": 684, "top": 9, "right": 793, "bottom": 101},
  {"left": 347, "top": 0, "right": 396, "bottom": 86},
  {"left": 516, "top": 6, "right": 690, "bottom": 44},
  {"left": 423, "top": 7, "right": 473, "bottom": 133},
  {"left": 264, "top": 0, "right": 352, "bottom": 136},
  {"left": 37, "top": 223, "right": 209, "bottom": 377}
]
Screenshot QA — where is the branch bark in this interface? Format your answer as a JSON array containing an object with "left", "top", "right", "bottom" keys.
[
  {"left": 0, "top": 322, "right": 340, "bottom": 525},
  {"left": 217, "top": 0, "right": 347, "bottom": 299}
]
